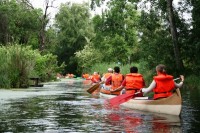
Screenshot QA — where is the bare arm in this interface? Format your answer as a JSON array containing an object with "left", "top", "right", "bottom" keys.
[
  {"left": 175, "top": 75, "right": 184, "bottom": 88},
  {"left": 141, "top": 80, "right": 156, "bottom": 95}
]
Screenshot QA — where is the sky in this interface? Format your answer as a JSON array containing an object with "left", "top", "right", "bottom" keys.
[
  {"left": 31, "top": 0, "right": 182, "bottom": 16},
  {"left": 31, "top": 0, "right": 89, "bottom": 9},
  {"left": 31, "top": 0, "right": 104, "bottom": 18},
  {"left": 31, "top": 0, "right": 190, "bottom": 22}
]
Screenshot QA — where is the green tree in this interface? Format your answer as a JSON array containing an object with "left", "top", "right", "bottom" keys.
[
  {"left": 138, "top": 9, "right": 174, "bottom": 68},
  {"left": 54, "top": 2, "right": 93, "bottom": 75},
  {"left": 183, "top": 0, "right": 200, "bottom": 75},
  {"left": 91, "top": 0, "right": 185, "bottom": 71},
  {"left": 92, "top": 0, "right": 139, "bottom": 64},
  {"left": 166, "top": 0, "right": 184, "bottom": 70},
  {"left": 0, "top": 0, "right": 41, "bottom": 45}
]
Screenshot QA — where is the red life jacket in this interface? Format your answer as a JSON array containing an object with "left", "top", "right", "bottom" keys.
[
  {"left": 153, "top": 74, "right": 175, "bottom": 100},
  {"left": 125, "top": 73, "right": 145, "bottom": 90},
  {"left": 124, "top": 73, "right": 145, "bottom": 94},
  {"left": 110, "top": 73, "right": 123, "bottom": 95}
]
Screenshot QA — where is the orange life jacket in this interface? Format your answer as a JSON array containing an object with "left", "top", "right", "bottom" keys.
[
  {"left": 82, "top": 74, "right": 89, "bottom": 79},
  {"left": 104, "top": 73, "right": 113, "bottom": 85},
  {"left": 91, "top": 74, "right": 101, "bottom": 83},
  {"left": 110, "top": 74, "right": 123, "bottom": 95},
  {"left": 125, "top": 73, "right": 145, "bottom": 90},
  {"left": 104, "top": 73, "right": 112, "bottom": 79},
  {"left": 153, "top": 74, "right": 175, "bottom": 100}
]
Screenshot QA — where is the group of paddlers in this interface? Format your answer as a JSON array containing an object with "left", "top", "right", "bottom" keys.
[
  {"left": 56, "top": 73, "right": 75, "bottom": 79},
  {"left": 85, "top": 64, "right": 184, "bottom": 100}
]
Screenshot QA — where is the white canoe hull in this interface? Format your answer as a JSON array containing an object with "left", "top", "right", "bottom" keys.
[{"left": 100, "top": 89, "right": 182, "bottom": 116}]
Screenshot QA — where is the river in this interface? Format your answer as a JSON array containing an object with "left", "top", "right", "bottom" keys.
[{"left": 0, "top": 78, "right": 199, "bottom": 133}]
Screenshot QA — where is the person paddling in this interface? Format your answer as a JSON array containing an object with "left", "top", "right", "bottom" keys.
[
  {"left": 90, "top": 72, "right": 101, "bottom": 85},
  {"left": 141, "top": 64, "right": 184, "bottom": 99},
  {"left": 82, "top": 73, "right": 90, "bottom": 79},
  {"left": 105, "top": 66, "right": 124, "bottom": 95},
  {"left": 101, "top": 68, "right": 113, "bottom": 90},
  {"left": 111, "top": 66, "right": 145, "bottom": 95}
]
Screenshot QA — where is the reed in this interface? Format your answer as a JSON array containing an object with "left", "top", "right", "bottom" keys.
[
  {"left": 0, "top": 47, "right": 10, "bottom": 88},
  {"left": 5, "top": 44, "right": 36, "bottom": 88}
]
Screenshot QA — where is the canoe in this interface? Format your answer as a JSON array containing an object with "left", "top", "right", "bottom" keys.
[{"left": 100, "top": 88, "right": 182, "bottom": 116}]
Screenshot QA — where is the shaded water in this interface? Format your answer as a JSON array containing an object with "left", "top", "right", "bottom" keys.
[{"left": 0, "top": 79, "right": 200, "bottom": 132}]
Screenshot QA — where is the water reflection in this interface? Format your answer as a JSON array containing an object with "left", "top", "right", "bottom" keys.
[
  {"left": 181, "top": 87, "right": 200, "bottom": 133},
  {"left": 0, "top": 79, "right": 199, "bottom": 132},
  {"left": 102, "top": 108, "right": 181, "bottom": 133}
]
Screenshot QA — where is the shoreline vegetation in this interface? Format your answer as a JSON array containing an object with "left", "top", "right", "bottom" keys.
[
  {"left": 0, "top": 1, "right": 200, "bottom": 90},
  {"left": 0, "top": 46, "right": 198, "bottom": 89},
  {"left": 0, "top": 45, "right": 63, "bottom": 89}
]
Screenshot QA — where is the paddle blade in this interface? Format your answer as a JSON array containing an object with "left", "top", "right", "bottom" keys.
[
  {"left": 87, "top": 83, "right": 100, "bottom": 94},
  {"left": 107, "top": 93, "right": 135, "bottom": 107}
]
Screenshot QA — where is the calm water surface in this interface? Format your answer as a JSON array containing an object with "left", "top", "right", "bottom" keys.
[{"left": 0, "top": 79, "right": 200, "bottom": 133}]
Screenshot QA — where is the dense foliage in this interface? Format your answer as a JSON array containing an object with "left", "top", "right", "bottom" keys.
[
  {"left": 0, "top": 45, "right": 60, "bottom": 88},
  {"left": 90, "top": 0, "right": 199, "bottom": 76},
  {"left": 0, "top": 0, "right": 41, "bottom": 46},
  {"left": 0, "top": 0, "right": 200, "bottom": 88},
  {"left": 54, "top": 3, "right": 93, "bottom": 75}
]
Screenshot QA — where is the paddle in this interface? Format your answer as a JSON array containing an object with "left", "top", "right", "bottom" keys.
[
  {"left": 107, "top": 91, "right": 142, "bottom": 107},
  {"left": 87, "top": 83, "right": 100, "bottom": 94},
  {"left": 107, "top": 77, "right": 181, "bottom": 107}
]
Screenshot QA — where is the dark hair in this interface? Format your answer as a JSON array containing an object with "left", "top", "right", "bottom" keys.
[
  {"left": 114, "top": 66, "right": 120, "bottom": 73},
  {"left": 130, "top": 66, "right": 138, "bottom": 73},
  {"left": 156, "top": 64, "right": 166, "bottom": 74}
]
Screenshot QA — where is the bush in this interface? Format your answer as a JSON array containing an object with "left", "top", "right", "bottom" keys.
[
  {"left": 0, "top": 44, "right": 62, "bottom": 88},
  {"left": 33, "top": 53, "right": 65, "bottom": 82},
  {"left": 0, "top": 44, "right": 37, "bottom": 88},
  {"left": 185, "top": 75, "right": 200, "bottom": 89}
]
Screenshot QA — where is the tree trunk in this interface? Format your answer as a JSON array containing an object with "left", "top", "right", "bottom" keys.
[
  {"left": 166, "top": 0, "right": 184, "bottom": 70},
  {"left": 39, "top": 3, "right": 48, "bottom": 52}
]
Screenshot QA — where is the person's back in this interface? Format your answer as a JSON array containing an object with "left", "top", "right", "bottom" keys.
[
  {"left": 102, "top": 68, "right": 113, "bottom": 84},
  {"left": 152, "top": 67, "right": 175, "bottom": 99},
  {"left": 124, "top": 67, "right": 145, "bottom": 94},
  {"left": 109, "top": 66, "right": 124, "bottom": 95},
  {"left": 91, "top": 72, "right": 101, "bottom": 84},
  {"left": 111, "top": 73, "right": 123, "bottom": 89},
  {"left": 101, "top": 68, "right": 113, "bottom": 91},
  {"left": 110, "top": 66, "right": 145, "bottom": 95},
  {"left": 141, "top": 64, "right": 184, "bottom": 100},
  {"left": 103, "top": 73, "right": 112, "bottom": 81},
  {"left": 82, "top": 73, "right": 90, "bottom": 79}
]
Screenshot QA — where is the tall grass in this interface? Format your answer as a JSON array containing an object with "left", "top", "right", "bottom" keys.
[
  {"left": 0, "top": 44, "right": 37, "bottom": 88},
  {"left": 0, "top": 48, "right": 10, "bottom": 88},
  {"left": 0, "top": 44, "right": 60, "bottom": 88}
]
